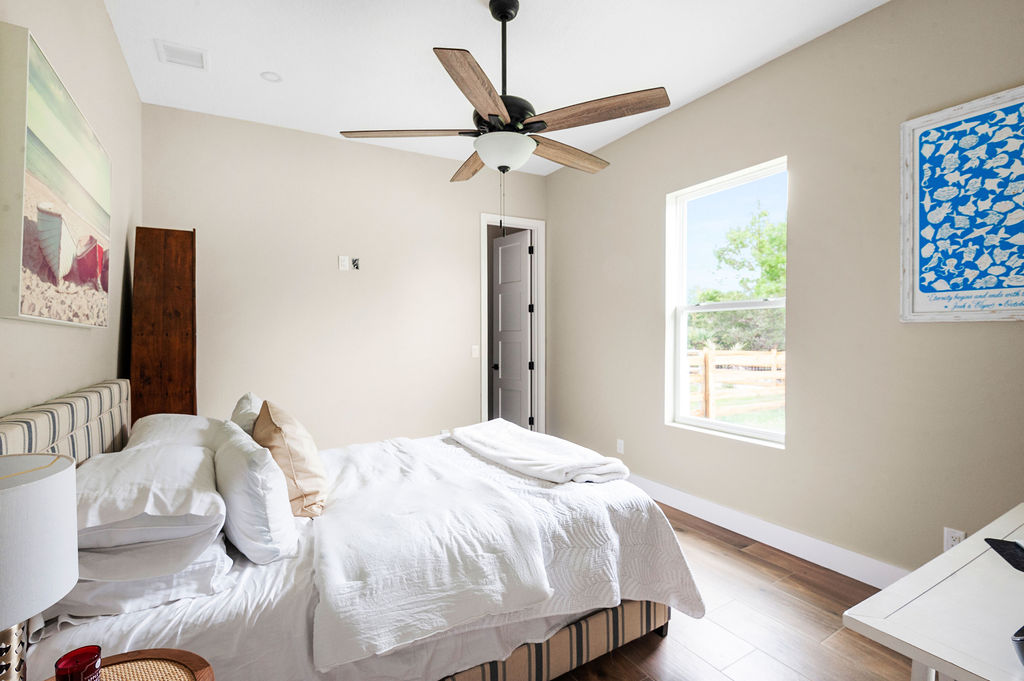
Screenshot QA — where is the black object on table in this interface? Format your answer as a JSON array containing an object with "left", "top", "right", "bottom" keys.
[
  {"left": 987, "top": 538, "right": 1024, "bottom": 667},
  {"left": 984, "top": 538, "right": 1024, "bottom": 572}
]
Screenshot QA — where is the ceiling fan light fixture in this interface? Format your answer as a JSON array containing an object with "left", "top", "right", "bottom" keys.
[{"left": 473, "top": 132, "right": 537, "bottom": 173}]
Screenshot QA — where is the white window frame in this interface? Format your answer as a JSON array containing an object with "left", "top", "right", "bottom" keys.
[{"left": 664, "top": 157, "right": 788, "bottom": 446}]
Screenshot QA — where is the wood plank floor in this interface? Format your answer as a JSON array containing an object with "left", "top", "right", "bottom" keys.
[{"left": 555, "top": 503, "right": 911, "bottom": 681}]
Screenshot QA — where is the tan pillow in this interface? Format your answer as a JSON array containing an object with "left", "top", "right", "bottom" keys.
[{"left": 252, "top": 401, "right": 328, "bottom": 517}]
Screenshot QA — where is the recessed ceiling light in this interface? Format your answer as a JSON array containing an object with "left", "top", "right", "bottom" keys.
[{"left": 260, "top": 71, "right": 283, "bottom": 83}]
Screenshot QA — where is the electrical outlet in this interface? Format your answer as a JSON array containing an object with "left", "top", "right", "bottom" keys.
[
  {"left": 943, "top": 527, "right": 966, "bottom": 552},
  {"left": 616, "top": 439, "right": 624, "bottom": 455}
]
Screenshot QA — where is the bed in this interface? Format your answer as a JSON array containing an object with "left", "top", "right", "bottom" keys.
[{"left": 0, "top": 381, "right": 703, "bottom": 681}]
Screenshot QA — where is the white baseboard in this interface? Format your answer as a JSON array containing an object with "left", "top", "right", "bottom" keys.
[{"left": 629, "top": 474, "right": 908, "bottom": 589}]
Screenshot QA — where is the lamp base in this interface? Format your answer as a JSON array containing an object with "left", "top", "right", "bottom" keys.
[{"left": 0, "top": 623, "right": 26, "bottom": 681}]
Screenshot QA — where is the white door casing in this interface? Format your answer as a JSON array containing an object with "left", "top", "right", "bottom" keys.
[
  {"left": 479, "top": 213, "right": 545, "bottom": 432},
  {"left": 491, "top": 230, "right": 531, "bottom": 428}
]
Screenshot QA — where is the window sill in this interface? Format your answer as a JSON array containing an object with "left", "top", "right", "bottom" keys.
[{"left": 665, "top": 419, "right": 785, "bottom": 450}]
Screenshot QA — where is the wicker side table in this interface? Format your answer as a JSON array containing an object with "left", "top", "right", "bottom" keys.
[{"left": 43, "top": 649, "right": 213, "bottom": 681}]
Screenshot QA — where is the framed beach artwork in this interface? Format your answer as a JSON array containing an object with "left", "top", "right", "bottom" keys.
[
  {"left": 0, "top": 23, "right": 110, "bottom": 327},
  {"left": 900, "top": 83, "right": 1024, "bottom": 322}
]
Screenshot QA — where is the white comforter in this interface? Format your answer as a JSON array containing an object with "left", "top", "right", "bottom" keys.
[
  {"left": 313, "top": 437, "right": 552, "bottom": 670},
  {"left": 28, "top": 434, "right": 705, "bottom": 681},
  {"left": 314, "top": 435, "right": 704, "bottom": 673}
]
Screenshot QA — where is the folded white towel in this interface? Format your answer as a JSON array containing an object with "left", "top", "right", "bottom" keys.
[{"left": 452, "top": 419, "right": 630, "bottom": 483}]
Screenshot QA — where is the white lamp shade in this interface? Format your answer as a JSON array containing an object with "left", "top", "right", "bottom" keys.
[
  {"left": 473, "top": 132, "right": 537, "bottom": 172},
  {"left": 0, "top": 454, "right": 77, "bottom": 629}
]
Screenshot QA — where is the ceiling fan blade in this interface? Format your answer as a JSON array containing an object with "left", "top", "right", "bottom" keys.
[
  {"left": 531, "top": 135, "right": 609, "bottom": 173},
  {"left": 340, "top": 129, "right": 476, "bottom": 138},
  {"left": 524, "top": 87, "right": 670, "bottom": 133},
  {"left": 433, "top": 48, "right": 510, "bottom": 124},
  {"left": 451, "top": 152, "right": 485, "bottom": 182}
]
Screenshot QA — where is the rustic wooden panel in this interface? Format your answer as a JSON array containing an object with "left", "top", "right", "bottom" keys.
[{"left": 129, "top": 227, "right": 196, "bottom": 423}]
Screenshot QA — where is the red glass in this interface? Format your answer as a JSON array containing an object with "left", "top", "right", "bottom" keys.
[{"left": 54, "top": 645, "right": 101, "bottom": 681}]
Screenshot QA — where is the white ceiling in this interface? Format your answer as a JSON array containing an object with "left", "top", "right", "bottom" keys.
[{"left": 104, "top": 0, "right": 888, "bottom": 176}]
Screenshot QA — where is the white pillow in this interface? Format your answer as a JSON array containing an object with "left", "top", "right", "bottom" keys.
[
  {"left": 45, "top": 535, "right": 236, "bottom": 618},
  {"left": 214, "top": 421, "right": 298, "bottom": 564},
  {"left": 230, "top": 393, "right": 264, "bottom": 436},
  {"left": 76, "top": 443, "right": 226, "bottom": 581},
  {"left": 126, "top": 413, "right": 223, "bottom": 449}
]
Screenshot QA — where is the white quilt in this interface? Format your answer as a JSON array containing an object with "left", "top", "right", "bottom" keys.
[
  {"left": 452, "top": 418, "right": 630, "bottom": 483},
  {"left": 313, "top": 435, "right": 704, "bottom": 674}
]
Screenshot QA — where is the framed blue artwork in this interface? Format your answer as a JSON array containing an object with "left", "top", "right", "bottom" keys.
[{"left": 901, "top": 84, "right": 1024, "bottom": 322}]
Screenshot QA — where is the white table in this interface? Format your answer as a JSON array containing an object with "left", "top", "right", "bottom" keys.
[{"left": 844, "top": 503, "right": 1024, "bottom": 681}]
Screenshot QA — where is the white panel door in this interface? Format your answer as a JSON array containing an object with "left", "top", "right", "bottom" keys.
[{"left": 491, "top": 230, "right": 531, "bottom": 428}]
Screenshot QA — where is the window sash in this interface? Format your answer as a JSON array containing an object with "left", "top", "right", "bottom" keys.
[
  {"left": 671, "top": 306, "right": 786, "bottom": 444},
  {"left": 679, "top": 297, "right": 785, "bottom": 313}
]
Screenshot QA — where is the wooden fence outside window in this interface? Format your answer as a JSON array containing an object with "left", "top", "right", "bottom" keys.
[{"left": 686, "top": 349, "right": 785, "bottom": 420}]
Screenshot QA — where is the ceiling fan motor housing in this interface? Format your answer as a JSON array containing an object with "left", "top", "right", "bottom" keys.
[{"left": 473, "top": 94, "right": 535, "bottom": 133}]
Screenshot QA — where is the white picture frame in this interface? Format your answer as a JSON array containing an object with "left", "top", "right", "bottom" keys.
[
  {"left": 900, "top": 83, "right": 1024, "bottom": 322},
  {"left": 0, "top": 23, "right": 111, "bottom": 327}
]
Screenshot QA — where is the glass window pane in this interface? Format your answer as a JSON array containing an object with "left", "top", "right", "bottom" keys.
[
  {"left": 684, "top": 308, "right": 785, "bottom": 434},
  {"left": 685, "top": 171, "right": 788, "bottom": 305}
]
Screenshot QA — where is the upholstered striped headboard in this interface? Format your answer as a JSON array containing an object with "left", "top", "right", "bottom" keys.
[{"left": 0, "top": 380, "right": 130, "bottom": 461}]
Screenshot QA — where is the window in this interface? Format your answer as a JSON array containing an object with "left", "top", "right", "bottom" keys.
[{"left": 665, "top": 158, "right": 788, "bottom": 444}]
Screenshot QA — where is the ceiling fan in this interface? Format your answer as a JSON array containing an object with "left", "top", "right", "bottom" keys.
[{"left": 339, "top": 0, "right": 671, "bottom": 182}]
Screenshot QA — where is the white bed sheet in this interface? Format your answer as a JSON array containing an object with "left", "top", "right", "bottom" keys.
[{"left": 27, "top": 519, "right": 584, "bottom": 681}]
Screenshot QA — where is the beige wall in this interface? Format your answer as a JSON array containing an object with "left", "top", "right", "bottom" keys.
[
  {"left": 3, "top": 0, "right": 1018, "bottom": 571},
  {"left": 0, "top": 0, "right": 141, "bottom": 415},
  {"left": 545, "top": 0, "right": 1024, "bottom": 569},
  {"left": 141, "top": 105, "right": 546, "bottom": 445}
]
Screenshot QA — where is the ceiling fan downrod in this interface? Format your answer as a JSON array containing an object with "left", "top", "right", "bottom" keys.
[{"left": 489, "top": 0, "right": 519, "bottom": 96}]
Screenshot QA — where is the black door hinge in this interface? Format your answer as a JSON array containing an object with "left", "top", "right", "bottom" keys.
[
  {"left": 528, "top": 416, "right": 535, "bottom": 426},
  {"left": 528, "top": 361, "right": 535, "bottom": 371},
  {"left": 528, "top": 245, "right": 534, "bottom": 255},
  {"left": 528, "top": 303, "right": 534, "bottom": 313}
]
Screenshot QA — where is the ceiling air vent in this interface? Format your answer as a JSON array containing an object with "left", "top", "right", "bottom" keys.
[{"left": 154, "top": 40, "right": 207, "bottom": 70}]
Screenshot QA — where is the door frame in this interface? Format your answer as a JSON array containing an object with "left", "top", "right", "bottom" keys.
[{"left": 480, "top": 213, "right": 546, "bottom": 432}]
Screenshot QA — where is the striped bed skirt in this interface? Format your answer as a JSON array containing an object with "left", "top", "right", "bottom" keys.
[{"left": 444, "top": 601, "right": 669, "bottom": 681}]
